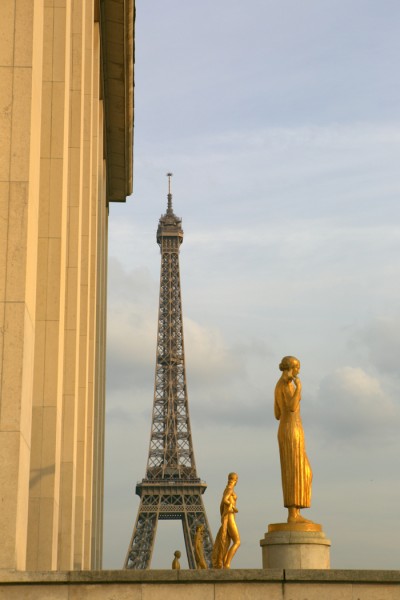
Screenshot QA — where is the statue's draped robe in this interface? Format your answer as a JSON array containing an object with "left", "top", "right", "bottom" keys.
[{"left": 275, "top": 381, "right": 312, "bottom": 508}]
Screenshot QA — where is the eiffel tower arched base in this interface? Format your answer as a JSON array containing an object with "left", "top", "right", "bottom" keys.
[{"left": 124, "top": 480, "right": 213, "bottom": 569}]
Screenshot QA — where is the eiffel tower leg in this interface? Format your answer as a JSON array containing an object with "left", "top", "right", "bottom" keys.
[
  {"left": 181, "top": 512, "right": 196, "bottom": 569},
  {"left": 187, "top": 512, "right": 214, "bottom": 567},
  {"left": 124, "top": 497, "right": 159, "bottom": 569},
  {"left": 183, "top": 493, "right": 214, "bottom": 568}
]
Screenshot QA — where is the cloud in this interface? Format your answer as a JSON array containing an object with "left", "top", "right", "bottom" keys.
[
  {"left": 107, "top": 259, "right": 262, "bottom": 418},
  {"left": 350, "top": 316, "right": 400, "bottom": 378},
  {"left": 106, "top": 270, "right": 244, "bottom": 393},
  {"left": 106, "top": 267, "right": 157, "bottom": 393},
  {"left": 312, "top": 366, "right": 399, "bottom": 442},
  {"left": 184, "top": 318, "right": 243, "bottom": 382},
  {"left": 105, "top": 1, "right": 400, "bottom": 570},
  {"left": 137, "top": 1, "right": 400, "bottom": 139}
]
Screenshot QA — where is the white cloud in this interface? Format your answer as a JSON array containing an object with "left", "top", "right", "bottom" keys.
[
  {"left": 184, "top": 318, "right": 243, "bottom": 382},
  {"left": 352, "top": 316, "right": 400, "bottom": 377},
  {"left": 313, "top": 366, "right": 399, "bottom": 441},
  {"left": 106, "top": 258, "right": 261, "bottom": 424}
]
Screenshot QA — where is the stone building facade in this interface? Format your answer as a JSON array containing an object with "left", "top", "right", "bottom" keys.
[{"left": 0, "top": 0, "right": 134, "bottom": 571}]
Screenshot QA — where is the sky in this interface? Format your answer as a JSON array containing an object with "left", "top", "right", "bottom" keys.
[{"left": 103, "top": 1, "right": 400, "bottom": 570}]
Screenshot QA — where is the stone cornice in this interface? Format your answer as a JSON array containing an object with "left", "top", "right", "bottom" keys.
[
  {"left": 1, "top": 570, "right": 400, "bottom": 584},
  {"left": 99, "top": 0, "right": 135, "bottom": 203}
]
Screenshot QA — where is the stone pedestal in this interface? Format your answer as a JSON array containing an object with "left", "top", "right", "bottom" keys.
[{"left": 260, "top": 522, "right": 331, "bottom": 569}]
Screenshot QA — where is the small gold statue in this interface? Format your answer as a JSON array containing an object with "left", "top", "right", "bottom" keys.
[
  {"left": 194, "top": 524, "right": 207, "bottom": 569},
  {"left": 212, "top": 472, "right": 240, "bottom": 568},
  {"left": 275, "top": 356, "right": 313, "bottom": 523},
  {"left": 172, "top": 550, "right": 181, "bottom": 570}
]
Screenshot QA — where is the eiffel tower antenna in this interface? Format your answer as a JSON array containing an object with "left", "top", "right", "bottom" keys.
[
  {"left": 124, "top": 179, "right": 213, "bottom": 569},
  {"left": 166, "top": 172, "right": 173, "bottom": 214}
]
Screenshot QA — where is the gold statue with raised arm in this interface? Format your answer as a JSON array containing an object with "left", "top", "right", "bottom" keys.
[
  {"left": 212, "top": 472, "right": 240, "bottom": 568},
  {"left": 275, "top": 356, "right": 313, "bottom": 523}
]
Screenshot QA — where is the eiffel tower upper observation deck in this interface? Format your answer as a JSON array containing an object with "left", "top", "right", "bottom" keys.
[{"left": 124, "top": 175, "right": 214, "bottom": 569}]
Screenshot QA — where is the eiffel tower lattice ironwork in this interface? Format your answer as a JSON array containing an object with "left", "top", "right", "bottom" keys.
[{"left": 124, "top": 175, "right": 214, "bottom": 569}]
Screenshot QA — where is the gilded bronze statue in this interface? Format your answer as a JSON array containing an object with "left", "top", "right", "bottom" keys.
[
  {"left": 212, "top": 472, "right": 240, "bottom": 568},
  {"left": 171, "top": 550, "right": 181, "bottom": 570},
  {"left": 274, "top": 356, "right": 313, "bottom": 523},
  {"left": 194, "top": 525, "right": 207, "bottom": 569}
]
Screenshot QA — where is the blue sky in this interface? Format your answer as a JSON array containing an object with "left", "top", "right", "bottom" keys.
[{"left": 104, "top": 1, "right": 400, "bottom": 569}]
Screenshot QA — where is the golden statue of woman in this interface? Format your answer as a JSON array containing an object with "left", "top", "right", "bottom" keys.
[
  {"left": 211, "top": 473, "right": 240, "bottom": 568},
  {"left": 274, "top": 356, "right": 313, "bottom": 523}
]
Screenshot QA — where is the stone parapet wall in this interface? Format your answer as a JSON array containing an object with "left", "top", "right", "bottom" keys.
[{"left": 0, "top": 569, "right": 399, "bottom": 599}]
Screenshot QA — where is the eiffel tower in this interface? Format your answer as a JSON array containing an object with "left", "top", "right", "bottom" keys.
[{"left": 124, "top": 174, "right": 214, "bottom": 569}]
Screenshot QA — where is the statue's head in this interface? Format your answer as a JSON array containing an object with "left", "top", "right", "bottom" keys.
[
  {"left": 228, "top": 472, "right": 238, "bottom": 484},
  {"left": 279, "top": 356, "right": 300, "bottom": 374},
  {"left": 196, "top": 525, "right": 204, "bottom": 533},
  {"left": 174, "top": 550, "right": 181, "bottom": 558}
]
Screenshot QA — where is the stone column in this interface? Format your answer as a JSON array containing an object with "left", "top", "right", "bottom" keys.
[
  {"left": 0, "top": 0, "right": 44, "bottom": 570},
  {"left": 26, "top": 0, "right": 72, "bottom": 571},
  {"left": 57, "top": 0, "right": 87, "bottom": 570}
]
